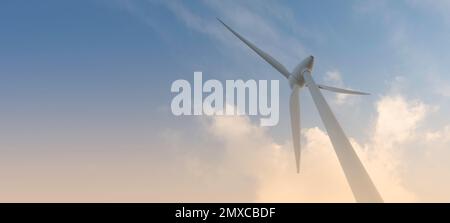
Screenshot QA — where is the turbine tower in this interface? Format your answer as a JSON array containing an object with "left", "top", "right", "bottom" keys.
[{"left": 218, "top": 18, "right": 383, "bottom": 203}]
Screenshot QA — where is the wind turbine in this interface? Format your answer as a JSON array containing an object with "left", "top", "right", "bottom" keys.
[{"left": 218, "top": 19, "right": 383, "bottom": 203}]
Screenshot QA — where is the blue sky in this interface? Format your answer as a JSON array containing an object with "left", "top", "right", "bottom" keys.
[
  {"left": 3, "top": 0, "right": 449, "bottom": 141},
  {"left": 1, "top": 0, "right": 450, "bottom": 202}
]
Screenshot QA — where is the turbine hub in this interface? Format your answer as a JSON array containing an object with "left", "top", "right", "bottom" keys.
[{"left": 290, "top": 55, "right": 314, "bottom": 89}]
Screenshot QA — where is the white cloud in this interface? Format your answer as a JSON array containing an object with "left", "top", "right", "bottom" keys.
[
  {"left": 372, "top": 95, "right": 428, "bottom": 147},
  {"left": 150, "top": 87, "right": 450, "bottom": 202}
]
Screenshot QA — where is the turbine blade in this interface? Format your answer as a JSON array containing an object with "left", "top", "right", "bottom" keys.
[
  {"left": 317, "top": 84, "right": 370, "bottom": 95},
  {"left": 217, "top": 18, "right": 291, "bottom": 79},
  {"left": 289, "top": 85, "right": 301, "bottom": 173},
  {"left": 304, "top": 71, "right": 383, "bottom": 203}
]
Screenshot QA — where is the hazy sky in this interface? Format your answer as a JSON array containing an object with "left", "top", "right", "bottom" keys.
[{"left": 1, "top": 0, "right": 450, "bottom": 202}]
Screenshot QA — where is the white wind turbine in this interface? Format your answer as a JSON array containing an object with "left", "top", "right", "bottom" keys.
[{"left": 218, "top": 19, "right": 383, "bottom": 203}]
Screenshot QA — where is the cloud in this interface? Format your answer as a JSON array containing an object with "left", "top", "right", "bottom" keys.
[
  {"left": 152, "top": 89, "right": 450, "bottom": 202},
  {"left": 372, "top": 95, "right": 428, "bottom": 146},
  {"left": 150, "top": 81, "right": 450, "bottom": 202},
  {"left": 359, "top": 94, "right": 428, "bottom": 202}
]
